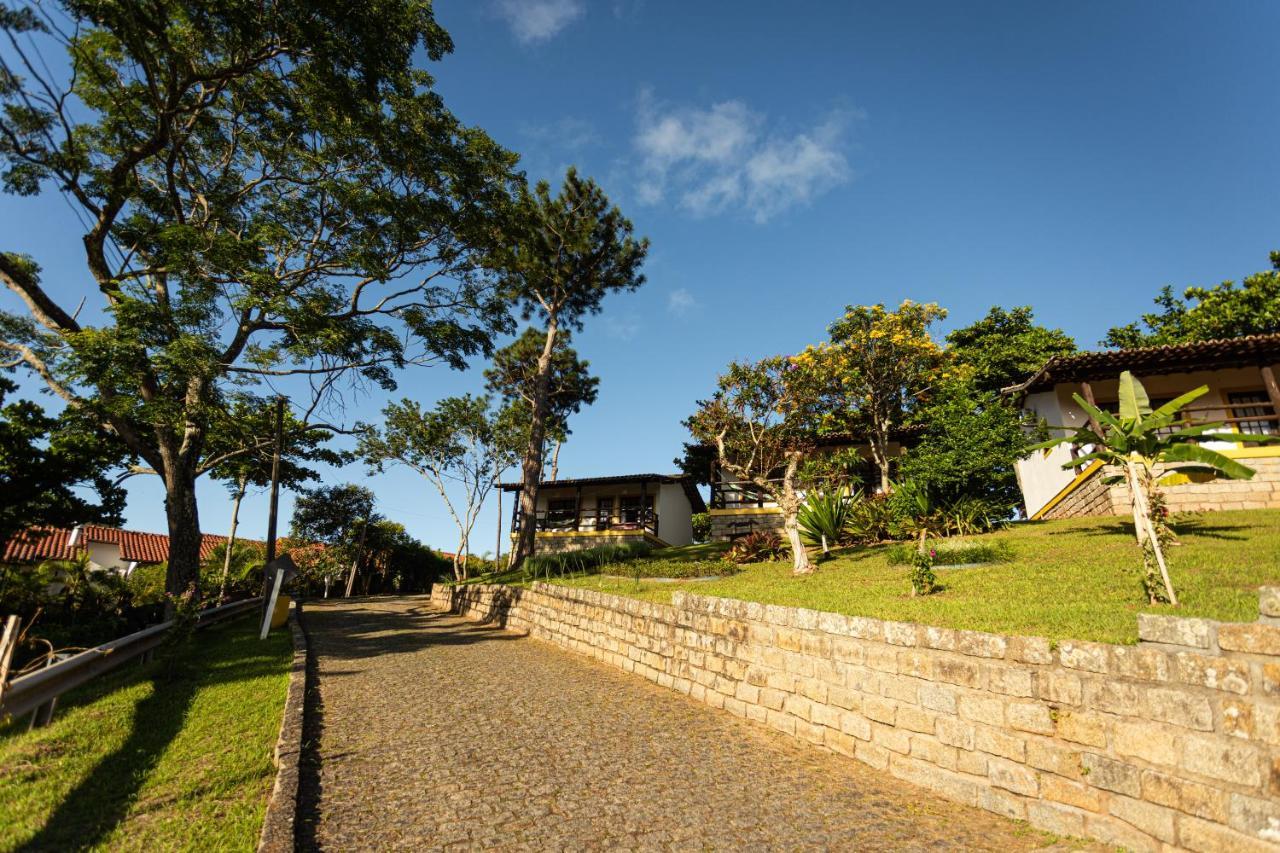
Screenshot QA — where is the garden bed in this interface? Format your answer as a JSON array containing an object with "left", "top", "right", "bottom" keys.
[
  {"left": 0, "top": 615, "right": 292, "bottom": 850},
  {"left": 553, "top": 509, "right": 1280, "bottom": 644}
]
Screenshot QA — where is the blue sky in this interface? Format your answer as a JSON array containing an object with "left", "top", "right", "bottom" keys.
[{"left": 3, "top": 1, "right": 1279, "bottom": 555}]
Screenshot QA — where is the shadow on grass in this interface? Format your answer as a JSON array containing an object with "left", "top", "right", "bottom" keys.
[{"left": 17, "top": 623, "right": 280, "bottom": 852}]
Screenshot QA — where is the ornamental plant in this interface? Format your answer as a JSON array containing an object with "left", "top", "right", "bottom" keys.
[
  {"left": 909, "top": 548, "right": 938, "bottom": 597},
  {"left": 1031, "top": 371, "right": 1275, "bottom": 604}
]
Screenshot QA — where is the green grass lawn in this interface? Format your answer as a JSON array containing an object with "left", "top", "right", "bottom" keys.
[
  {"left": 0, "top": 615, "right": 292, "bottom": 851},
  {"left": 553, "top": 509, "right": 1280, "bottom": 645}
]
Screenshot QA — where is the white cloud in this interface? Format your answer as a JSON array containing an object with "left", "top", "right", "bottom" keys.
[
  {"left": 494, "top": 0, "right": 584, "bottom": 44},
  {"left": 634, "top": 92, "right": 857, "bottom": 223},
  {"left": 520, "top": 117, "right": 600, "bottom": 150},
  {"left": 603, "top": 315, "right": 641, "bottom": 341},
  {"left": 667, "top": 288, "right": 696, "bottom": 318}
]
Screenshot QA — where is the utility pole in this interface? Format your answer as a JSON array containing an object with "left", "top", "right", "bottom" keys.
[{"left": 264, "top": 397, "right": 285, "bottom": 566}]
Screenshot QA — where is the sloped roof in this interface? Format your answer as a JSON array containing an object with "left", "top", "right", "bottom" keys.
[
  {"left": 1003, "top": 333, "right": 1280, "bottom": 396},
  {"left": 500, "top": 473, "right": 708, "bottom": 513},
  {"left": 1, "top": 525, "right": 257, "bottom": 565}
]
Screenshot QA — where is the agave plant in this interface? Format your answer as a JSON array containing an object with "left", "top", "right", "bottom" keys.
[
  {"left": 797, "top": 487, "right": 858, "bottom": 554},
  {"left": 1032, "top": 371, "right": 1276, "bottom": 605}
]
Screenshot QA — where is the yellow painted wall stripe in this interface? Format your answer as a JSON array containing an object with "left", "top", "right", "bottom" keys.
[{"left": 708, "top": 507, "right": 783, "bottom": 516}]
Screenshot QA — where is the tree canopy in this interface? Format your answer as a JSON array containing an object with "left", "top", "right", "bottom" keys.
[
  {"left": 1102, "top": 251, "right": 1280, "bottom": 348},
  {"left": 0, "top": 0, "right": 522, "bottom": 603},
  {"left": 945, "top": 306, "right": 1077, "bottom": 394}
]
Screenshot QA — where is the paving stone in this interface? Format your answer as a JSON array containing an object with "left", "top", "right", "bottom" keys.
[{"left": 298, "top": 598, "right": 1077, "bottom": 851}]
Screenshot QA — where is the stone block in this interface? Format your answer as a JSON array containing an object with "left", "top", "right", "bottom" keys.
[
  {"left": 933, "top": 656, "right": 983, "bottom": 689},
  {"left": 922, "top": 625, "right": 958, "bottom": 651},
  {"left": 1179, "top": 815, "right": 1279, "bottom": 853},
  {"left": 1137, "top": 614, "right": 1214, "bottom": 649},
  {"left": 827, "top": 684, "right": 861, "bottom": 711},
  {"left": 1109, "top": 794, "right": 1177, "bottom": 844},
  {"left": 1037, "top": 670, "right": 1082, "bottom": 706},
  {"left": 1041, "top": 775, "right": 1103, "bottom": 812},
  {"left": 896, "top": 649, "right": 934, "bottom": 680},
  {"left": 918, "top": 683, "right": 958, "bottom": 714},
  {"left": 1026, "top": 740, "right": 1083, "bottom": 780},
  {"left": 882, "top": 621, "right": 918, "bottom": 646},
  {"left": 956, "top": 748, "right": 988, "bottom": 776},
  {"left": 855, "top": 740, "right": 890, "bottom": 770},
  {"left": 1175, "top": 651, "right": 1251, "bottom": 695},
  {"left": 1006, "top": 701, "right": 1055, "bottom": 735},
  {"left": 955, "top": 630, "right": 1007, "bottom": 659},
  {"left": 863, "top": 696, "right": 897, "bottom": 725},
  {"left": 1139, "top": 768, "right": 1229, "bottom": 822},
  {"left": 1083, "top": 678, "right": 1144, "bottom": 717},
  {"left": 975, "top": 726, "right": 1025, "bottom": 762},
  {"left": 839, "top": 710, "right": 872, "bottom": 741},
  {"left": 936, "top": 716, "right": 975, "bottom": 750},
  {"left": 765, "top": 709, "right": 796, "bottom": 736},
  {"left": 1080, "top": 753, "right": 1141, "bottom": 797},
  {"left": 881, "top": 674, "right": 920, "bottom": 704},
  {"left": 1264, "top": 663, "right": 1280, "bottom": 697},
  {"left": 1008, "top": 636, "right": 1054, "bottom": 665},
  {"left": 823, "top": 727, "right": 859, "bottom": 758},
  {"left": 1026, "top": 801, "right": 1087, "bottom": 838},
  {"left": 871, "top": 723, "right": 912, "bottom": 755},
  {"left": 1145, "top": 687, "right": 1213, "bottom": 731},
  {"left": 846, "top": 616, "right": 884, "bottom": 641},
  {"left": 1085, "top": 813, "right": 1161, "bottom": 853},
  {"left": 987, "top": 757, "right": 1038, "bottom": 796},
  {"left": 1112, "top": 720, "right": 1178, "bottom": 767},
  {"left": 1219, "top": 623, "right": 1280, "bottom": 656},
  {"left": 896, "top": 706, "right": 936, "bottom": 734},
  {"left": 1221, "top": 697, "right": 1254, "bottom": 739},
  {"left": 979, "top": 786, "right": 1027, "bottom": 820},
  {"left": 909, "top": 734, "right": 958, "bottom": 771},
  {"left": 1180, "top": 734, "right": 1264, "bottom": 787},
  {"left": 1261, "top": 586, "right": 1280, "bottom": 618},
  {"left": 958, "top": 694, "right": 1004, "bottom": 725},
  {"left": 1059, "top": 641, "right": 1110, "bottom": 673},
  {"left": 1056, "top": 711, "right": 1108, "bottom": 748},
  {"left": 1109, "top": 646, "right": 1172, "bottom": 682},
  {"left": 982, "top": 664, "right": 1034, "bottom": 697},
  {"left": 1253, "top": 701, "right": 1280, "bottom": 746}
]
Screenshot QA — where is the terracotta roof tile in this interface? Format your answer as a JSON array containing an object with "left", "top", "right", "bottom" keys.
[{"left": 0, "top": 525, "right": 261, "bottom": 565}]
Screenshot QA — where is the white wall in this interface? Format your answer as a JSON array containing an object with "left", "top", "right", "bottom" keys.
[
  {"left": 655, "top": 483, "right": 694, "bottom": 546},
  {"left": 85, "top": 540, "right": 128, "bottom": 573},
  {"left": 1014, "top": 390, "right": 1083, "bottom": 517}
]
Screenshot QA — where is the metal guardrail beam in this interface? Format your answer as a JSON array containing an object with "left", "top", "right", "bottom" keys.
[{"left": 0, "top": 597, "right": 263, "bottom": 721}]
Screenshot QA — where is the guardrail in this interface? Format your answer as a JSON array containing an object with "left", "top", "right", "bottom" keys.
[{"left": 0, "top": 597, "right": 263, "bottom": 723}]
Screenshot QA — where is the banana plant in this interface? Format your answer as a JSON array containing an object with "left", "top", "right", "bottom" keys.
[{"left": 1031, "top": 371, "right": 1276, "bottom": 604}]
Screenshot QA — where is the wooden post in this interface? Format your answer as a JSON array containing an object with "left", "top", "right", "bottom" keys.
[
  {"left": 1079, "top": 381, "right": 1104, "bottom": 435},
  {"left": 0, "top": 615, "right": 19, "bottom": 706},
  {"left": 574, "top": 486, "right": 582, "bottom": 531},
  {"left": 495, "top": 480, "right": 503, "bottom": 571},
  {"left": 264, "top": 397, "right": 285, "bottom": 566},
  {"left": 343, "top": 517, "right": 368, "bottom": 598},
  {"left": 1261, "top": 366, "right": 1280, "bottom": 422}
]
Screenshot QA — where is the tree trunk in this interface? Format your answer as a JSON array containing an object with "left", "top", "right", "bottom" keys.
[
  {"left": 870, "top": 426, "right": 892, "bottom": 494},
  {"left": 550, "top": 440, "right": 561, "bottom": 481},
  {"left": 163, "top": 470, "right": 203, "bottom": 618},
  {"left": 495, "top": 482, "right": 503, "bottom": 572},
  {"left": 1126, "top": 458, "right": 1178, "bottom": 605},
  {"left": 343, "top": 519, "right": 368, "bottom": 598},
  {"left": 217, "top": 478, "right": 247, "bottom": 603},
  {"left": 780, "top": 453, "right": 813, "bottom": 575},
  {"left": 510, "top": 318, "right": 559, "bottom": 569}
]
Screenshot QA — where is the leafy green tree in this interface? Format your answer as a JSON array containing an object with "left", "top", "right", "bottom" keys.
[
  {"left": 687, "top": 356, "right": 825, "bottom": 575},
  {"left": 806, "top": 300, "right": 948, "bottom": 492},
  {"left": 0, "top": 1, "right": 520, "bottom": 610},
  {"left": 290, "top": 483, "right": 380, "bottom": 596},
  {"left": 1031, "top": 371, "right": 1275, "bottom": 604},
  {"left": 488, "top": 170, "right": 647, "bottom": 567},
  {"left": 673, "top": 440, "right": 718, "bottom": 487},
  {"left": 0, "top": 376, "right": 128, "bottom": 545},
  {"left": 360, "top": 394, "right": 520, "bottom": 581},
  {"left": 1103, "top": 251, "right": 1280, "bottom": 348},
  {"left": 898, "top": 378, "right": 1029, "bottom": 516},
  {"left": 945, "top": 306, "right": 1077, "bottom": 394}
]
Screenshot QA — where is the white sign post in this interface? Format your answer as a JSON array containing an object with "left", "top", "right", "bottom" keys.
[{"left": 260, "top": 568, "right": 285, "bottom": 640}]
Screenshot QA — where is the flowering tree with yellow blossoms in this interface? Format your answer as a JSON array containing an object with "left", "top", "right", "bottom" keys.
[
  {"left": 803, "top": 301, "right": 948, "bottom": 493},
  {"left": 687, "top": 356, "right": 827, "bottom": 574}
]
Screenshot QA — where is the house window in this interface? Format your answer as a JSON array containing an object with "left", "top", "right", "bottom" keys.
[
  {"left": 1228, "top": 391, "right": 1279, "bottom": 437},
  {"left": 596, "top": 497, "right": 614, "bottom": 529},
  {"left": 547, "top": 498, "right": 576, "bottom": 528},
  {"left": 619, "top": 495, "right": 654, "bottom": 525}
]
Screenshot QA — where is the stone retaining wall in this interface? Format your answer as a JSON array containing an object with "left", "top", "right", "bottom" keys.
[
  {"left": 708, "top": 510, "right": 785, "bottom": 542},
  {"left": 1041, "top": 457, "right": 1280, "bottom": 520},
  {"left": 431, "top": 582, "right": 1280, "bottom": 851}
]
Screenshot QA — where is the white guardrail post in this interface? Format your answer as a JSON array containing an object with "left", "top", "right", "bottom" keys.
[{"left": 0, "top": 597, "right": 263, "bottom": 726}]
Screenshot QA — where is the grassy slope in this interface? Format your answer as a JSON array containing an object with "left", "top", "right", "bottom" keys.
[
  {"left": 554, "top": 509, "right": 1280, "bottom": 645},
  {"left": 0, "top": 615, "right": 292, "bottom": 852}
]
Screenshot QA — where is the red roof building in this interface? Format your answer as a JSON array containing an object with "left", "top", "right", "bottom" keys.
[{"left": 1, "top": 524, "right": 258, "bottom": 568}]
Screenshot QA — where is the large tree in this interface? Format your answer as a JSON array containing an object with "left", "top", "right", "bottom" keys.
[
  {"left": 0, "top": 375, "right": 128, "bottom": 545},
  {"left": 1103, "top": 251, "right": 1280, "bottom": 348},
  {"left": 0, "top": 1, "right": 520, "bottom": 608},
  {"left": 688, "top": 356, "right": 825, "bottom": 575},
  {"left": 818, "top": 300, "right": 947, "bottom": 492},
  {"left": 945, "top": 306, "right": 1077, "bottom": 394},
  {"left": 487, "top": 172, "right": 644, "bottom": 568},
  {"left": 360, "top": 394, "right": 520, "bottom": 581},
  {"left": 290, "top": 483, "right": 379, "bottom": 596}
]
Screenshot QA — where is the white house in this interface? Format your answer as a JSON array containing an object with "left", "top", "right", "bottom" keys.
[
  {"left": 501, "top": 473, "right": 706, "bottom": 553},
  {"left": 1004, "top": 333, "right": 1280, "bottom": 520}
]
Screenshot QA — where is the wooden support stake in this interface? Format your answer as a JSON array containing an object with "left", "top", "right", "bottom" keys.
[
  {"left": 1079, "top": 381, "right": 1104, "bottom": 435},
  {"left": 1261, "top": 366, "right": 1280, "bottom": 418},
  {"left": 0, "top": 615, "right": 19, "bottom": 706}
]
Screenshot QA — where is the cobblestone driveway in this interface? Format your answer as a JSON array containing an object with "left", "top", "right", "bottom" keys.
[{"left": 298, "top": 597, "right": 1071, "bottom": 851}]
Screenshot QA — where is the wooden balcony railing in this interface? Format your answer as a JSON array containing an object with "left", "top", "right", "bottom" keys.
[
  {"left": 710, "top": 480, "right": 780, "bottom": 511},
  {"left": 514, "top": 509, "right": 659, "bottom": 538}
]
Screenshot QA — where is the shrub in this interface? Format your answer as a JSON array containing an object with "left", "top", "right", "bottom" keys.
[
  {"left": 886, "top": 538, "right": 1014, "bottom": 566},
  {"left": 617, "top": 557, "right": 739, "bottom": 579},
  {"left": 522, "top": 541, "right": 654, "bottom": 580},
  {"left": 845, "top": 493, "right": 901, "bottom": 543},
  {"left": 726, "top": 531, "right": 788, "bottom": 564},
  {"left": 691, "top": 512, "right": 712, "bottom": 543},
  {"left": 797, "top": 488, "right": 856, "bottom": 549},
  {"left": 909, "top": 548, "right": 939, "bottom": 596}
]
